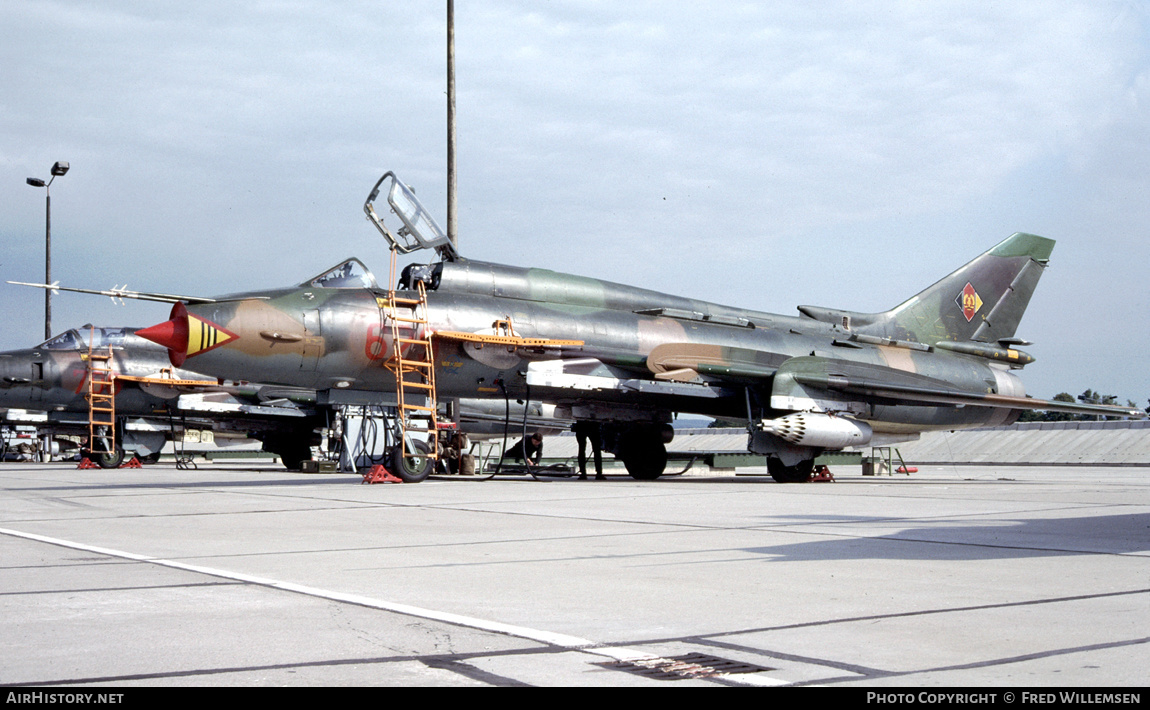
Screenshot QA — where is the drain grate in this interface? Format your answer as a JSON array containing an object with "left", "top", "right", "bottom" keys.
[{"left": 601, "top": 653, "right": 773, "bottom": 681}]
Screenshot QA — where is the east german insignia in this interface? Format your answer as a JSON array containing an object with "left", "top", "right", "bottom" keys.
[{"left": 956, "top": 282, "right": 983, "bottom": 322}]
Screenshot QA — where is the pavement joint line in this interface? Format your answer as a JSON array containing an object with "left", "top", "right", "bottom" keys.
[{"left": 0, "top": 525, "right": 784, "bottom": 685}]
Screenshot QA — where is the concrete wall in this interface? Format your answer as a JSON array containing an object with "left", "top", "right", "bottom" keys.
[
  {"left": 540, "top": 420, "right": 1150, "bottom": 467},
  {"left": 893, "top": 420, "right": 1150, "bottom": 466}
]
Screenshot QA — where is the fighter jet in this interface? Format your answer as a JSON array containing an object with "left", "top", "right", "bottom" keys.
[
  {"left": 22, "top": 172, "right": 1142, "bottom": 481},
  {"left": 0, "top": 325, "right": 327, "bottom": 467}
]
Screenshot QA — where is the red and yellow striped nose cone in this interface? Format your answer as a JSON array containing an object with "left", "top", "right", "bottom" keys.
[{"left": 137, "top": 302, "right": 238, "bottom": 367}]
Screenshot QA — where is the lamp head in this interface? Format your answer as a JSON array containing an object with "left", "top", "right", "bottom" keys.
[{"left": 51, "top": 162, "right": 69, "bottom": 177}]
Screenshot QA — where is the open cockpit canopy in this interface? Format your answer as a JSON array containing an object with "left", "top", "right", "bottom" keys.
[{"left": 364, "top": 171, "right": 458, "bottom": 261}]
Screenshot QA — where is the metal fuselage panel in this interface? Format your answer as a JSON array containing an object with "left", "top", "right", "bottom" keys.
[
  {"left": 181, "top": 259, "right": 1024, "bottom": 432},
  {"left": 187, "top": 288, "right": 390, "bottom": 392}
]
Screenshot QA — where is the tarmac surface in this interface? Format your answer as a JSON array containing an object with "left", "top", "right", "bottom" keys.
[{"left": 1, "top": 460, "right": 1147, "bottom": 687}]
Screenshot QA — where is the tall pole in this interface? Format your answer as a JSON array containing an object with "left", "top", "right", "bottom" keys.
[
  {"left": 27, "top": 161, "right": 67, "bottom": 340},
  {"left": 447, "top": 0, "right": 458, "bottom": 250},
  {"left": 44, "top": 189, "right": 51, "bottom": 340}
]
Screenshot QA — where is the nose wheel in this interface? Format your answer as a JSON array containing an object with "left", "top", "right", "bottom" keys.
[
  {"left": 389, "top": 439, "right": 433, "bottom": 482},
  {"left": 87, "top": 447, "right": 125, "bottom": 469}
]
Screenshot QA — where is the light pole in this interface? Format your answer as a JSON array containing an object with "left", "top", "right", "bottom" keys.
[
  {"left": 26, "top": 161, "right": 69, "bottom": 341},
  {"left": 447, "top": 0, "right": 457, "bottom": 250}
]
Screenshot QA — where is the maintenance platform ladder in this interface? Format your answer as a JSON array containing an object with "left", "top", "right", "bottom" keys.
[
  {"left": 86, "top": 333, "right": 117, "bottom": 456},
  {"left": 384, "top": 249, "right": 439, "bottom": 465}
]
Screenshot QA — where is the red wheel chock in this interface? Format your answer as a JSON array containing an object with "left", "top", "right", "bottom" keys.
[
  {"left": 810, "top": 465, "right": 835, "bottom": 482},
  {"left": 362, "top": 465, "right": 403, "bottom": 484},
  {"left": 78, "top": 456, "right": 145, "bottom": 469}
]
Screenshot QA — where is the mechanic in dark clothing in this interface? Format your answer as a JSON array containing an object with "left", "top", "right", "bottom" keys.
[
  {"left": 505, "top": 432, "right": 543, "bottom": 466},
  {"left": 573, "top": 421, "right": 604, "bottom": 480}
]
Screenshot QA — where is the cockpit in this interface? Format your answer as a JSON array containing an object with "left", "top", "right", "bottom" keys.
[
  {"left": 299, "top": 173, "right": 454, "bottom": 296},
  {"left": 303, "top": 258, "right": 380, "bottom": 290},
  {"left": 39, "top": 327, "right": 132, "bottom": 351}
]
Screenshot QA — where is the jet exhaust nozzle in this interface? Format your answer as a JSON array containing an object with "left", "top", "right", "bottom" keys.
[{"left": 760, "top": 412, "right": 873, "bottom": 449}]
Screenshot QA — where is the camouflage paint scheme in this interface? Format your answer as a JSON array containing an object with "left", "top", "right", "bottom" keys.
[
  {"left": 0, "top": 324, "right": 565, "bottom": 468},
  {"left": 0, "top": 326, "right": 326, "bottom": 465},
  {"left": 127, "top": 231, "right": 1141, "bottom": 481}
]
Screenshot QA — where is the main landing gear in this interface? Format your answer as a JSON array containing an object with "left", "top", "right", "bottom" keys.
[
  {"left": 766, "top": 457, "right": 815, "bottom": 483},
  {"left": 262, "top": 433, "right": 318, "bottom": 472},
  {"left": 605, "top": 423, "right": 674, "bottom": 481}
]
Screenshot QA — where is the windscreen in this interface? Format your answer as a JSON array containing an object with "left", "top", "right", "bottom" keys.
[{"left": 307, "top": 258, "right": 379, "bottom": 289}]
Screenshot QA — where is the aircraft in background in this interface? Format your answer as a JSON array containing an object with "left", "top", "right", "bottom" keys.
[
  {"left": 19, "top": 172, "right": 1142, "bottom": 481},
  {"left": 0, "top": 326, "right": 324, "bottom": 467}
]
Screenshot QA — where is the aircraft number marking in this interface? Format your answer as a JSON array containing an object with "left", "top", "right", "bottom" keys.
[{"left": 365, "top": 324, "right": 387, "bottom": 361}]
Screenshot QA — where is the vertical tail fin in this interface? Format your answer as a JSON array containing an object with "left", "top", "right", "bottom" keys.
[{"left": 862, "top": 232, "right": 1054, "bottom": 346}]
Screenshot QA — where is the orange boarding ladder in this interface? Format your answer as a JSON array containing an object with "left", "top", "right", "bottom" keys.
[
  {"left": 384, "top": 249, "right": 439, "bottom": 466},
  {"left": 85, "top": 330, "right": 117, "bottom": 457}
]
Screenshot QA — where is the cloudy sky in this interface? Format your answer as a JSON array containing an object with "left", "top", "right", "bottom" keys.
[{"left": 3, "top": 1, "right": 1148, "bottom": 404}]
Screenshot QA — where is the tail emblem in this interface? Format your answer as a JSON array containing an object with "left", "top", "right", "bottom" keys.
[{"left": 956, "top": 282, "right": 984, "bottom": 322}]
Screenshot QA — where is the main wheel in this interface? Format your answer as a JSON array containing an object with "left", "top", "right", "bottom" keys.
[
  {"left": 622, "top": 439, "right": 668, "bottom": 480},
  {"left": 767, "top": 457, "right": 815, "bottom": 483},
  {"left": 262, "top": 435, "right": 312, "bottom": 470},
  {"left": 390, "top": 440, "right": 433, "bottom": 483},
  {"left": 277, "top": 445, "right": 312, "bottom": 470}
]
